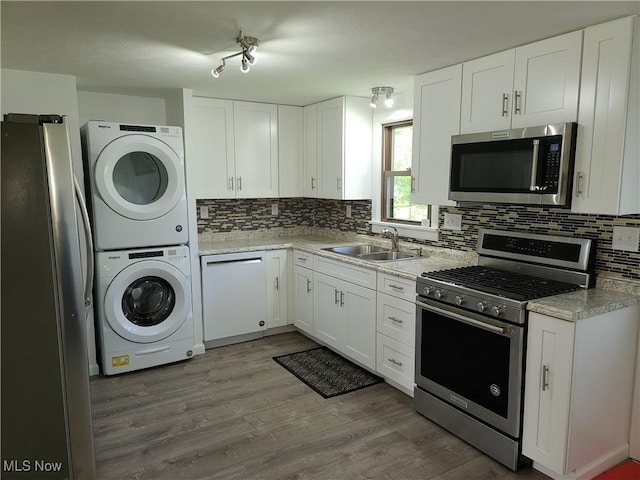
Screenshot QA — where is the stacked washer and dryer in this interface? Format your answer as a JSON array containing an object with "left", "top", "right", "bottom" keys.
[{"left": 81, "top": 122, "right": 195, "bottom": 375}]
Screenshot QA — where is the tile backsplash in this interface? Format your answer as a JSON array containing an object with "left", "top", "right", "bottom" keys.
[{"left": 196, "top": 198, "right": 640, "bottom": 281}]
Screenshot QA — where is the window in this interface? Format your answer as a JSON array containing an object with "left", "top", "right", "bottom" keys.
[{"left": 382, "top": 121, "right": 429, "bottom": 223}]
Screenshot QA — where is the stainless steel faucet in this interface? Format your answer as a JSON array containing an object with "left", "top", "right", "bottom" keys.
[{"left": 381, "top": 227, "right": 400, "bottom": 252}]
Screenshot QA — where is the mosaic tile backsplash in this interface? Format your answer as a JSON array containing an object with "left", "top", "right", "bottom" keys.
[{"left": 196, "top": 198, "right": 640, "bottom": 281}]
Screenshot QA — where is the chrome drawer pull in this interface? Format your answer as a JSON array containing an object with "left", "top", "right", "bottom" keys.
[
  {"left": 389, "top": 284, "right": 404, "bottom": 292},
  {"left": 306, "top": 279, "right": 311, "bottom": 293},
  {"left": 388, "top": 358, "right": 403, "bottom": 367},
  {"left": 388, "top": 316, "right": 403, "bottom": 324}
]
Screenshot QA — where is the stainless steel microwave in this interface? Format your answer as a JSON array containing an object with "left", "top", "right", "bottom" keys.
[{"left": 449, "top": 123, "right": 577, "bottom": 207}]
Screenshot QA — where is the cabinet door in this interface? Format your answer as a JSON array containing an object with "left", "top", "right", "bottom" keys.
[
  {"left": 303, "top": 104, "right": 318, "bottom": 197},
  {"left": 233, "top": 101, "right": 279, "bottom": 198},
  {"left": 511, "top": 31, "right": 582, "bottom": 128},
  {"left": 460, "top": 49, "right": 515, "bottom": 133},
  {"left": 522, "top": 313, "right": 575, "bottom": 474},
  {"left": 278, "top": 105, "right": 303, "bottom": 197},
  {"left": 293, "top": 264, "right": 314, "bottom": 335},
  {"left": 572, "top": 16, "right": 637, "bottom": 215},
  {"left": 189, "top": 97, "right": 235, "bottom": 198},
  {"left": 266, "top": 250, "right": 289, "bottom": 329},
  {"left": 314, "top": 271, "right": 342, "bottom": 349},
  {"left": 341, "top": 281, "right": 376, "bottom": 370},
  {"left": 316, "top": 97, "right": 344, "bottom": 199},
  {"left": 411, "top": 64, "right": 461, "bottom": 205}
]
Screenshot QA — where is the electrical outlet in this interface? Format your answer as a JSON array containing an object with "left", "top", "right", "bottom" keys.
[
  {"left": 271, "top": 202, "right": 278, "bottom": 216},
  {"left": 443, "top": 213, "right": 462, "bottom": 230},
  {"left": 612, "top": 226, "right": 639, "bottom": 252},
  {"left": 200, "top": 206, "right": 209, "bottom": 219},
  {"left": 346, "top": 205, "right": 352, "bottom": 218}
]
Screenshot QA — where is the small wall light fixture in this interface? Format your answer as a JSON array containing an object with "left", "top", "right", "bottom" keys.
[
  {"left": 211, "top": 30, "right": 260, "bottom": 78},
  {"left": 370, "top": 87, "right": 394, "bottom": 108}
]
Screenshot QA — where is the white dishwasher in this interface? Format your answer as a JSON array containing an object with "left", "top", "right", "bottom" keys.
[{"left": 201, "top": 251, "right": 267, "bottom": 345}]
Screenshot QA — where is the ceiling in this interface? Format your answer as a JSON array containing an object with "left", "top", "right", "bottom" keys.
[{"left": 1, "top": 1, "right": 638, "bottom": 106}]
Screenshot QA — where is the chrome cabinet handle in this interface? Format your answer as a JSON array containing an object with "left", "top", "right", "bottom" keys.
[
  {"left": 311, "top": 177, "right": 316, "bottom": 190},
  {"left": 388, "top": 316, "right": 403, "bottom": 324},
  {"left": 389, "top": 284, "right": 404, "bottom": 292},
  {"left": 335, "top": 289, "right": 340, "bottom": 304},
  {"left": 275, "top": 276, "right": 279, "bottom": 291},
  {"left": 340, "top": 291, "right": 344, "bottom": 307},
  {"left": 306, "top": 278, "right": 311, "bottom": 293},
  {"left": 542, "top": 365, "right": 550, "bottom": 391},
  {"left": 297, "top": 256, "right": 307, "bottom": 263},
  {"left": 229, "top": 177, "right": 234, "bottom": 191},
  {"left": 388, "top": 358, "right": 403, "bottom": 367},
  {"left": 514, "top": 91, "right": 521, "bottom": 114},
  {"left": 502, "top": 93, "right": 509, "bottom": 117},
  {"left": 237, "top": 176, "right": 242, "bottom": 191},
  {"left": 575, "top": 172, "right": 584, "bottom": 197}
]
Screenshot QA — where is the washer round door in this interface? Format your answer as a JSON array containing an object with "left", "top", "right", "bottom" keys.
[
  {"left": 104, "top": 260, "right": 190, "bottom": 343},
  {"left": 94, "top": 135, "right": 184, "bottom": 221}
]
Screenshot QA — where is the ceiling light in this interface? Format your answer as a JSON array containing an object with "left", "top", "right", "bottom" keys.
[
  {"left": 370, "top": 87, "right": 394, "bottom": 109},
  {"left": 211, "top": 29, "right": 260, "bottom": 78}
]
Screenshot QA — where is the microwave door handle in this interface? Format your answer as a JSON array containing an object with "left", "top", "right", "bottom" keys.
[{"left": 529, "top": 139, "right": 540, "bottom": 191}]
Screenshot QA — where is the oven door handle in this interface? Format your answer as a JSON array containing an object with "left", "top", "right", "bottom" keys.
[{"left": 416, "top": 300, "right": 510, "bottom": 335}]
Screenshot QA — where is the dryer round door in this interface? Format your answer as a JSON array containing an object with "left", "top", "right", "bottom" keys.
[
  {"left": 104, "top": 260, "right": 190, "bottom": 343},
  {"left": 94, "top": 135, "right": 184, "bottom": 221}
]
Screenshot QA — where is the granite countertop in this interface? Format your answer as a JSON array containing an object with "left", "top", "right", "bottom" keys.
[
  {"left": 527, "top": 288, "right": 640, "bottom": 322},
  {"left": 198, "top": 232, "right": 640, "bottom": 321},
  {"left": 198, "top": 233, "right": 472, "bottom": 281}
]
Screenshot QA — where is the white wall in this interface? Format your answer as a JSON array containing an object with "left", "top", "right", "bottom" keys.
[
  {"left": 77, "top": 90, "right": 167, "bottom": 126},
  {"left": 1, "top": 68, "right": 99, "bottom": 375}
]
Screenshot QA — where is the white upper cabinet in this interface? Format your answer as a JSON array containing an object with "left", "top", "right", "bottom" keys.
[
  {"left": 189, "top": 97, "right": 235, "bottom": 199},
  {"left": 411, "top": 64, "right": 462, "bottom": 206},
  {"left": 187, "top": 97, "right": 278, "bottom": 199},
  {"left": 572, "top": 16, "right": 639, "bottom": 215},
  {"left": 307, "top": 96, "right": 373, "bottom": 200},
  {"left": 233, "top": 101, "right": 279, "bottom": 198},
  {"left": 461, "top": 31, "right": 582, "bottom": 133},
  {"left": 277, "top": 105, "right": 304, "bottom": 198}
]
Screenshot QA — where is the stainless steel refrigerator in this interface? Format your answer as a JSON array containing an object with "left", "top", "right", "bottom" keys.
[{"left": 1, "top": 114, "right": 96, "bottom": 479}]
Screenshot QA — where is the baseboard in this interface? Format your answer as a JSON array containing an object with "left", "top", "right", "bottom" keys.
[
  {"left": 89, "top": 362, "right": 100, "bottom": 376},
  {"left": 532, "top": 444, "right": 630, "bottom": 479},
  {"left": 193, "top": 342, "right": 206, "bottom": 355}
]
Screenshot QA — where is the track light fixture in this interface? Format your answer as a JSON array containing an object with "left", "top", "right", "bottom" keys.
[
  {"left": 211, "top": 30, "right": 260, "bottom": 78},
  {"left": 370, "top": 87, "right": 394, "bottom": 108}
]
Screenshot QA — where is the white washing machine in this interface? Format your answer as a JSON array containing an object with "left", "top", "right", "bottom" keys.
[
  {"left": 81, "top": 121, "right": 188, "bottom": 251},
  {"left": 95, "top": 245, "right": 195, "bottom": 375}
]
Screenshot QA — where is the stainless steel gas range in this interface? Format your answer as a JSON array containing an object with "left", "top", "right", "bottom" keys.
[{"left": 414, "top": 229, "right": 595, "bottom": 470}]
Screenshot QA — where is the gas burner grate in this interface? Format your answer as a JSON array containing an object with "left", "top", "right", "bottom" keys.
[{"left": 421, "top": 266, "right": 579, "bottom": 301}]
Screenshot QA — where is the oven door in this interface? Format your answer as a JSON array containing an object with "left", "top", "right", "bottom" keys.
[{"left": 415, "top": 297, "right": 524, "bottom": 438}]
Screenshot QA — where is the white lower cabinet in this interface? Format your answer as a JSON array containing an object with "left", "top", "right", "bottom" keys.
[
  {"left": 266, "top": 249, "right": 289, "bottom": 329},
  {"left": 375, "top": 273, "right": 416, "bottom": 396},
  {"left": 523, "top": 308, "right": 640, "bottom": 479},
  {"left": 313, "top": 270, "right": 376, "bottom": 370}
]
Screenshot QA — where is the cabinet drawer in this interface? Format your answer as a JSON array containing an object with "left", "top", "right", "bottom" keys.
[
  {"left": 376, "top": 334, "right": 415, "bottom": 393},
  {"left": 376, "top": 293, "right": 416, "bottom": 347},
  {"left": 377, "top": 273, "right": 416, "bottom": 302},
  {"left": 293, "top": 250, "right": 314, "bottom": 268},
  {"left": 314, "top": 255, "right": 376, "bottom": 289}
]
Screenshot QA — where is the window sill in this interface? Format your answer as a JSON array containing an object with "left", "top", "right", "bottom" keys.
[{"left": 370, "top": 221, "right": 439, "bottom": 242}]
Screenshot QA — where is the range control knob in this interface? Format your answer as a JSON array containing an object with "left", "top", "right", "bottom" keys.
[
  {"left": 434, "top": 289, "right": 444, "bottom": 299},
  {"left": 492, "top": 305, "right": 505, "bottom": 317},
  {"left": 477, "top": 301, "right": 488, "bottom": 312},
  {"left": 454, "top": 295, "right": 465, "bottom": 306},
  {"left": 423, "top": 286, "right": 434, "bottom": 296}
]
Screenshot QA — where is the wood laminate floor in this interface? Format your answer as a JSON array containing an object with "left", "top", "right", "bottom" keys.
[{"left": 90, "top": 332, "right": 550, "bottom": 480}]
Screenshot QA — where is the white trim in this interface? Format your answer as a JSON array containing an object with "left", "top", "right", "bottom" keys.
[{"left": 370, "top": 220, "right": 439, "bottom": 242}]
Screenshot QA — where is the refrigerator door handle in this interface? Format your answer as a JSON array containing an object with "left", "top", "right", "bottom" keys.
[{"left": 74, "top": 175, "right": 94, "bottom": 308}]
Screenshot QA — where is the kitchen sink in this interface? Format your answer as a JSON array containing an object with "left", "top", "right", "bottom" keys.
[
  {"left": 322, "top": 244, "right": 388, "bottom": 256},
  {"left": 322, "top": 245, "right": 417, "bottom": 262},
  {"left": 358, "top": 251, "right": 417, "bottom": 262}
]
